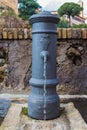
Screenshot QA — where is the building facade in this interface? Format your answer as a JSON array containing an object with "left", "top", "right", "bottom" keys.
[
  {"left": 62, "top": 0, "right": 86, "bottom": 26},
  {"left": 78, "top": 0, "right": 84, "bottom": 17}
]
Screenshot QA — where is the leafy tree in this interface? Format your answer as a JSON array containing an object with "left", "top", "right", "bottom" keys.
[
  {"left": 18, "top": 0, "right": 41, "bottom": 20},
  {"left": 58, "top": 2, "right": 83, "bottom": 25}
]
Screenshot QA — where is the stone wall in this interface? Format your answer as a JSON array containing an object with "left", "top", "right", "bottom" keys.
[
  {"left": 1, "top": 0, "right": 18, "bottom": 15},
  {"left": 57, "top": 40, "right": 87, "bottom": 94},
  {"left": 0, "top": 16, "right": 32, "bottom": 91},
  {"left": 56, "top": 28, "right": 87, "bottom": 94},
  {"left": 0, "top": 16, "right": 87, "bottom": 94}
]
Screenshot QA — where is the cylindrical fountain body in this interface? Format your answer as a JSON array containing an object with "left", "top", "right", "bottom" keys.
[{"left": 28, "top": 11, "right": 60, "bottom": 120}]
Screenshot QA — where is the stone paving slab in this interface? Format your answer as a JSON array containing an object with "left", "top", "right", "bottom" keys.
[
  {"left": 0, "top": 94, "right": 87, "bottom": 130},
  {"left": 65, "top": 103, "right": 87, "bottom": 130},
  {"left": 0, "top": 102, "right": 87, "bottom": 130},
  {"left": 18, "top": 105, "right": 70, "bottom": 130},
  {"left": 0, "top": 103, "right": 27, "bottom": 130},
  {"left": 18, "top": 103, "right": 87, "bottom": 130}
]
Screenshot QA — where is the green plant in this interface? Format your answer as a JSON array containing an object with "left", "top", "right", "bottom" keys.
[
  {"left": 57, "top": 20, "right": 70, "bottom": 28},
  {"left": 0, "top": 7, "right": 17, "bottom": 17},
  {"left": 58, "top": 2, "right": 83, "bottom": 26},
  {"left": 21, "top": 107, "right": 28, "bottom": 115},
  {"left": 72, "top": 24, "right": 87, "bottom": 28},
  {"left": 18, "top": 0, "right": 41, "bottom": 20}
]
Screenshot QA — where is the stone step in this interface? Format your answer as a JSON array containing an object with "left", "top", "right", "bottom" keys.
[
  {"left": 65, "top": 103, "right": 87, "bottom": 130},
  {"left": 0, "top": 102, "right": 87, "bottom": 130},
  {"left": 1, "top": 94, "right": 87, "bottom": 101},
  {"left": 18, "top": 103, "right": 87, "bottom": 130},
  {"left": 0, "top": 103, "right": 27, "bottom": 130}
]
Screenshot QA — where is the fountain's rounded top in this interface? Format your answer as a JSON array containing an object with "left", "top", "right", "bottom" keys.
[{"left": 30, "top": 11, "right": 60, "bottom": 24}]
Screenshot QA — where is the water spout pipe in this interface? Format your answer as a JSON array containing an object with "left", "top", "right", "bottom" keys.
[{"left": 40, "top": 51, "right": 49, "bottom": 63}]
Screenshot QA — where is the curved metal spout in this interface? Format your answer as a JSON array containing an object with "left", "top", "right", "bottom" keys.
[{"left": 40, "top": 51, "right": 49, "bottom": 63}]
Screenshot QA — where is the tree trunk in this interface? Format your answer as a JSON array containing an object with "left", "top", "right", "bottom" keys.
[{"left": 69, "top": 15, "right": 72, "bottom": 27}]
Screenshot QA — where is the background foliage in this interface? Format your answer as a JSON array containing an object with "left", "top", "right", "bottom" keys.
[{"left": 18, "top": 0, "right": 41, "bottom": 20}]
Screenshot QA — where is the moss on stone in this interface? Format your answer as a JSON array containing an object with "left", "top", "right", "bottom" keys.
[{"left": 21, "top": 107, "right": 28, "bottom": 115}]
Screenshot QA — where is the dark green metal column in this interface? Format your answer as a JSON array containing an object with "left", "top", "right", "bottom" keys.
[{"left": 28, "top": 11, "right": 60, "bottom": 120}]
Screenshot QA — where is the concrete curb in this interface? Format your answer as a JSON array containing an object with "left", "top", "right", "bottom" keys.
[{"left": 0, "top": 94, "right": 87, "bottom": 100}]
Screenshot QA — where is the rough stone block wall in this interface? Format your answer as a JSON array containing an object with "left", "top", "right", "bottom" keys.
[
  {"left": 0, "top": 17, "right": 32, "bottom": 91},
  {"left": 0, "top": 16, "right": 87, "bottom": 94},
  {"left": 1, "top": 0, "right": 18, "bottom": 15},
  {"left": 56, "top": 28, "right": 87, "bottom": 94}
]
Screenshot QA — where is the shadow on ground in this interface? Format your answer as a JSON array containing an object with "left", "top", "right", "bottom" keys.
[
  {"left": 62, "top": 98, "right": 87, "bottom": 124},
  {"left": 0, "top": 117, "right": 4, "bottom": 126}
]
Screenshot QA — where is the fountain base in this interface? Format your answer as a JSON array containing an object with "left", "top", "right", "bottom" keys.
[
  {"left": 28, "top": 93, "right": 60, "bottom": 120},
  {"left": 0, "top": 95, "right": 87, "bottom": 130}
]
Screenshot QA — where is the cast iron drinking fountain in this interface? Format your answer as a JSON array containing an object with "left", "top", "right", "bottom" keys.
[{"left": 28, "top": 11, "right": 60, "bottom": 120}]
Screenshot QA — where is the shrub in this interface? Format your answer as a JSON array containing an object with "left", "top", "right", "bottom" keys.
[
  {"left": 0, "top": 7, "right": 17, "bottom": 17},
  {"left": 57, "top": 20, "right": 70, "bottom": 28},
  {"left": 72, "top": 24, "right": 87, "bottom": 28}
]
